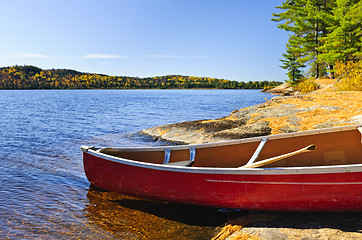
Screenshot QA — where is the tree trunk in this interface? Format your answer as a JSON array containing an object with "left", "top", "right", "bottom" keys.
[
  {"left": 315, "top": 21, "right": 320, "bottom": 78},
  {"left": 329, "top": 64, "right": 334, "bottom": 79}
]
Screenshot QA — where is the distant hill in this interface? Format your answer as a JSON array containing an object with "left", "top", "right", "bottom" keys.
[{"left": 0, "top": 65, "right": 282, "bottom": 90}]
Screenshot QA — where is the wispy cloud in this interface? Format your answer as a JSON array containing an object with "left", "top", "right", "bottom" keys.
[
  {"left": 13, "top": 53, "right": 126, "bottom": 59},
  {"left": 13, "top": 53, "right": 206, "bottom": 60},
  {"left": 82, "top": 54, "right": 126, "bottom": 59},
  {"left": 146, "top": 54, "right": 208, "bottom": 59},
  {"left": 16, "top": 53, "right": 48, "bottom": 58}
]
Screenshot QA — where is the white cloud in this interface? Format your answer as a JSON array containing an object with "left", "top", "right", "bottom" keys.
[
  {"left": 82, "top": 54, "right": 126, "bottom": 59},
  {"left": 16, "top": 53, "right": 48, "bottom": 58},
  {"left": 146, "top": 54, "right": 208, "bottom": 59}
]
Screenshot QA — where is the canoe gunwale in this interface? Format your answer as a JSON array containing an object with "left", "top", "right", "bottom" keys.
[
  {"left": 82, "top": 149, "right": 362, "bottom": 176},
  {"left": 82, "top": 124, "right": 362, "bottom": 175}
]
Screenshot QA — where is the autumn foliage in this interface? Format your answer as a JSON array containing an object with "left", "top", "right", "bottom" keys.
[
  {"left": 0, "top": 65, "right": 282, "bottom": 90},
  {"left": 334, "top": 61, "right": 362, "bottom": 91},
  {"left": 295, "top": 78, "right": 319, "bottom": 94}
]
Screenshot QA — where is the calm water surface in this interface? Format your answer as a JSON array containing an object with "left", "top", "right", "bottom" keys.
[{"left": 0, "top": 89, "right": 273, "bottom": 239}]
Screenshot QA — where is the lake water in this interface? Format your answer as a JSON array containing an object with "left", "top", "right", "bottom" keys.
[{"left": 0, "top": 89, "right": 273, "bottom": 239}]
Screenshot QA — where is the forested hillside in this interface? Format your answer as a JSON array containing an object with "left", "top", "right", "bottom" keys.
[{"left": 0, "top": 65, "right": 282, "bottom": 90}]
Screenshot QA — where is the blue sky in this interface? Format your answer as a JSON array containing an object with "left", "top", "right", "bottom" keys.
[{"left": 0, "top": 0, "right": 288, "bottom": 82}]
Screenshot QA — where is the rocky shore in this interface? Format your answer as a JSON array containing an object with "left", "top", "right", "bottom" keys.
[
  {"left": 142, "top": 80, "right": 362, "bottom": 145},
  {"left": 141, "top": 79, "right": 362, "bottom": 240}
]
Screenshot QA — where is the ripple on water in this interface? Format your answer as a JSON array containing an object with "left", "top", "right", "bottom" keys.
[{"left": 0, "top": 90, "right": 272, "bottom": 239}]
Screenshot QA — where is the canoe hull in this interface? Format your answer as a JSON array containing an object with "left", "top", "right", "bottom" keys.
[{"left": 83, "top": 152, "right": 362, "bottom": 212}]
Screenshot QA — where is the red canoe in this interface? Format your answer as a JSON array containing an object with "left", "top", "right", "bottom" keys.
[{"left": 82, "top": 125, "right": 362, "bottom": 212}]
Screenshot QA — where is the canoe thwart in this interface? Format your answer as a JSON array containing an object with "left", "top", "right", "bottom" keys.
[
  {"left": 189, "top": 147, "right": 196, "bottom": 162},
  {"left": 245, "top": 138, "right": 268, "bottom": 166},
  {"left": 164, "top": 147, "right": 196, "bottom": 167},
  {"left": 163, "top": 149, "right": 171, "bottom": 164},
  {"left": 241, "top": 144, "right": 317, "bottom": 168}
]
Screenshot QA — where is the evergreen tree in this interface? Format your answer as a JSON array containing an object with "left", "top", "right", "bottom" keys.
[
  {"left": 272, "top": 0, "right": 334, "bottom": 79},
  {"left": 280, "top": 39, "right": 305, "bottom": 83},
  {"left": 273, "top": 0, "right": 361, "bottom": 80},
  {"left": 319, "top": 0, "right": 362, "bottom": 69}
]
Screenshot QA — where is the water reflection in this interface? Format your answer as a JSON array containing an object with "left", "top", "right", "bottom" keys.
[{"left": 84, "top": 187, "right": 245, "bottom": 240}]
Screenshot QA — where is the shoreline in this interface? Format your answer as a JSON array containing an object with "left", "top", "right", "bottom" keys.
[
  {"left": 140, "top": 79, "right": 362, "bottom": 239},
  {"left": 141, "top": 81, "right": 362, "bottom": 145}
]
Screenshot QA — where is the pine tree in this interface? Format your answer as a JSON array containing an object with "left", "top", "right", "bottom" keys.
[
  {"left": 280, "top": 41, "right": 305, "bottom": 84},
  {"left": 272, "top": 0, "right": 334, "bottom": 79},
  {"left": 319, "top": 0, "right": 362, "bottom": 70},
  {"left": 274, "top": 0, "right": 361, "bottom": 80}
]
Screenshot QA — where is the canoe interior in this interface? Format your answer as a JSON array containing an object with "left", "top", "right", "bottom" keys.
[{"left": 100, "top": 126, "right": 362, "bottom": 168}]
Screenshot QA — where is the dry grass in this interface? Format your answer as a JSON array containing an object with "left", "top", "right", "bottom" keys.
[
  {"left": 225, "top": 78, "right": 361, "bottom": 137},
  {"left": 254, "top": 91, "right": 362, "bottom": 135},
  {"left": 212, "top": 225, "right": 243, "bottom": 240},
  {"left": 213, "top": 225, "right": 259, "bottom": 240},
  {"left": 212, "top": 217, "right": 260, "bottom": 240},
  {"left": 157, "top": 128, "right": 170, "bottom": 136}
]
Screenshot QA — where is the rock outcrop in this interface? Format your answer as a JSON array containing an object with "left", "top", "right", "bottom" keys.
[{"left": 142, "top": 90, "right": 362, "bottom": 144}]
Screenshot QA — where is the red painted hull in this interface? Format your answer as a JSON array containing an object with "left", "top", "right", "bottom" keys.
[{"left": 83, "top": 151, "right": 362, "bottom": 212}]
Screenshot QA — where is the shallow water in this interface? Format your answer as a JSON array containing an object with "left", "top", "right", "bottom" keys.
[{"left": 0, "top": 89, "right": 273, "bottom": 239}]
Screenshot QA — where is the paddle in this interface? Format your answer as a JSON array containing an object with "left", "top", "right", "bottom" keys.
[{"left": 241, "top": 144, "right": 316, "bottom": 168}]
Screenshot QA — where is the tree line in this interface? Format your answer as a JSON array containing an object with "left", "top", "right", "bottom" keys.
[
  {"left": 0, "top": 65, "right": 282, "bottom": 90},
  {"left": 273, "top": 0, "right": 361, "bottom": 83}
]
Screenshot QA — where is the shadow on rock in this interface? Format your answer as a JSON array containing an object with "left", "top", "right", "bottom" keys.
[{"left": 238, "top": 211, "right": 362, "bottom": 233}]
